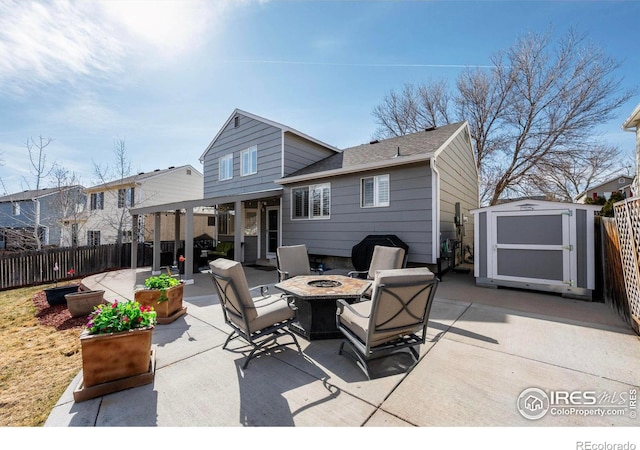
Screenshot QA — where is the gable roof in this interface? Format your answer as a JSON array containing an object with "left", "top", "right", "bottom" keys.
[
  {"left": 86, "top": 165, "right": 202, "bottom": 192},
  {"left": 198, "top": 109, "right": 340, "bottom": 162},
  {"left": 278, "top": 121, "right": 470, "bottom": 184},
  {"left": 0, "top": 185, "right": 83, "bottom": 203}
]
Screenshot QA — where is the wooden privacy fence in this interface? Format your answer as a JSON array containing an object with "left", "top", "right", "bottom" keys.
[
  {"left": 612, "top": 196, "right": 640, "bottom": 334},
  {"left": 0, "top": 244, "right": 129, "bottom": 291}
]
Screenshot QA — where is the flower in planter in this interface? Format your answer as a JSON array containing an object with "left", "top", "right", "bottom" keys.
[
  {"left": 86, "top": 300, "right": 157, "bottom": 335},
  {"left": 68, "top": 268, "right": 75, "bottom": 276},
  {"left": 144, "top": 273, "right": 182, "bottom": 303}
]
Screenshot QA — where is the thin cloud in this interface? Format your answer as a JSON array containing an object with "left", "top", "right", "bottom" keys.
[
  {"left": 0, "top": 1, "right": 124, "bottom": 95},
  {"left": 222, "top": 59, "right": 495, "bottom": 68}
]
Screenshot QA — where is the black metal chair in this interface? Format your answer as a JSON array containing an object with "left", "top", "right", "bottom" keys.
[
  {"left": 209, "top": 258, "right": 301, "bottom": 369},
  {"left": 336, "top": 267, "right": 438, "bottom": 379}
]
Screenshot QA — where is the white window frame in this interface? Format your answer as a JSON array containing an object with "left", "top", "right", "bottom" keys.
[
  {"left": 12, "top": 203, "right": 20, "bottom": 216},
  {"left": 291, "top": 183, "right": 331, "bottom": 220},
  {"left": 241, "top": 145, "right": 257, "bottom": 176},
  {"left": 219, "top": 154, "right": 233, "bottom": 181},
  {"left": 361, "top": 174, "right": 390, "bottom": 208}
]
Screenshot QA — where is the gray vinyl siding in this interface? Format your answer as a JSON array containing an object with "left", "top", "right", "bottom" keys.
[
  {"left": 283, "top": 133, "right": 337, "bottom": 177},
  {"left": 202, "top": 114, "right": 283, "bottom": 198},
  {"left": 435, "top": 129, "right": 478, "bottom": 257},
  {"left": 282, "top": 163, "right": 434, "bottom": 264}
]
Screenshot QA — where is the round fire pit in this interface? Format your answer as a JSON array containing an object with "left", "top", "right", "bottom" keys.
[{"left": 307, "top": 279, "right": 342, "bottom": 288}]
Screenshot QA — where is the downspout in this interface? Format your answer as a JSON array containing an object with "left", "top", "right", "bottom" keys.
[{"left": 430, "top": 156, "right": 440, "bottom": 265}]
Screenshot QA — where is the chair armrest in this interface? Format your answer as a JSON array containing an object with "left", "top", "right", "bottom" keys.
[
  {"left": 347, "top": 270, "right": 368, "bottom": 279},
  {"left": 283, "top": 294, "right": 298, "bottom": 311},
  {"left": 277, "top": 269, "right": 289, "bottom": 282},
  {"left": 336, "top": 299, "right": 368, "bottom": 318},
  {"left": 249, "top": 284, "right": 270, "bottom": 298}
]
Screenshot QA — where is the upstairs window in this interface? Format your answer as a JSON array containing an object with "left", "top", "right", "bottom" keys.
[
  {"left": 118, "top": 187, "right": 135, "bottom": 208},
  {"left": 90, "top": 192, "right": 104, "bottom": 210},
  {"left": 292, "top": 183, "right": 330, "bottom": 220},
  {"left": 361, "top": 174, "right": 389, "bottom": 208},
  {"left": 12, "top": 203, "right": 20, "bottom": 216},
  {"left": 241, "top": 145, "right": 257, "bottom": 176},
  {"left": 219, "top": 154, "right": 233, "bottom": 181}
]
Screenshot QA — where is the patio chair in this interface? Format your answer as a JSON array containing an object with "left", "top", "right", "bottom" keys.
[
  {"left": 348, "top": 245, "right": 406, "bottom": 280},
  {"left": 348, "top": 245, "right": 406, "bottom": 298},
  {"left": 209, "top": 258, "right": 302, "bottom": 369},
  {"left": 276, "top": 244, "right": 320, "bottom": 282},
  {"left": 336, "top": 267, "right": 438, "bottom": 379}
]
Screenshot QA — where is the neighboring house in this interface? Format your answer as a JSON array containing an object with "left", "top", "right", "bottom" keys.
[
  {"left": 622, "top": 102, "right": 640, "bottom": 196},
  {"left": 65, "top": 165, "right": 203, "bottom": 247},
  {"left": 0, "top": 185, "right": 85, "bottom": 249},
  {"left": 133, "top": 109, "right": 478, "bottom": 279},
  {"left": 574, "top": 175, "right": 634, "bottom": 204}
]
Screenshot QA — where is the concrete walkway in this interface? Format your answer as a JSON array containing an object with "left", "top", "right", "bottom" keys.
[{"left": 45, "top": 265, "right": 639, "bottom": 432}]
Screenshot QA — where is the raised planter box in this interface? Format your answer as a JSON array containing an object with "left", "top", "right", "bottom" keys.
[
  {"left": 65, "top": 290, "right": 106, "bottom": 318},
  {"left": 134, "top": 283, "right": 186, "bottom": 324},
  {"left": 74, "top": 326, "right": 155, "bottom": 402}
]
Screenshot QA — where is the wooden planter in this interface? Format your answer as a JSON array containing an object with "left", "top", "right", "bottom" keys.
[
  {"left": 73, "top": 326, "right": 155, "bottom": 402},
  {"left": 44, "top": 285, "right": 79, "bottom": 306},
  {"left": 65, "top": 290, "right": 106, "bottom": 318},
  {"left": 134, "top": 283, "right": 186, "bottom": 324}
]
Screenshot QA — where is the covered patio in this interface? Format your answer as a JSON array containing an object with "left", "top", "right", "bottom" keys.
[{"left": 128, "top": 190, "right": 282, "bottom": 284}]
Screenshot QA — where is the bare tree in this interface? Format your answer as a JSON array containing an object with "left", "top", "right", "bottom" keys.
[
  {"left": 23, "top": 136, "right": 56, "bottom": 250},
  {"left": 92, "top": 138, "right": 134, "bottom": 247},
  {"left": 372, "top": 29, "right": 635, "bottom": 205},
  {"left": 51, "top": 167, "right": 87, "bottom": 248}
]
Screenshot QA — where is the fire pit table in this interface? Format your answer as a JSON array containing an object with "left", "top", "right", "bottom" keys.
[{"left": 275, "top": 275, "right": 371, "bottom": 340}]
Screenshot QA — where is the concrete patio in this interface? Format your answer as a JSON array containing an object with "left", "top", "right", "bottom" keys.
[{"left": 44, "top": 264, "right": 639, "bottom": 431}]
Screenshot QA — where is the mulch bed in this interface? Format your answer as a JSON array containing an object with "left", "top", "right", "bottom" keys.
[{"left": 32, "top": 286, "right": 88, "bottom": 330}]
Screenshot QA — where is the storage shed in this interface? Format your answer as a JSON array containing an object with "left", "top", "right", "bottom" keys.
[{"left": 472, "top": 200, "right": 601, "bottom": 300}]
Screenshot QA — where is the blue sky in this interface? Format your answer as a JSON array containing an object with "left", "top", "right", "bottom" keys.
[{"left": 1, "top": 0, "right": 639, "bottom": 195}]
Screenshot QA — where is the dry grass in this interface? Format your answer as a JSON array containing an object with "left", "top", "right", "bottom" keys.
[{"left": 0, "top": 284, "right": 83, "bottom": 427}]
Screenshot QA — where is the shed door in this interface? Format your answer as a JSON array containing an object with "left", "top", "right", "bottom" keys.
[{"left": 490, "top": 210, "right": 575, "bottom": 287}]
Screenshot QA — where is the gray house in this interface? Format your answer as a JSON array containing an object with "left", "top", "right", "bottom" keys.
[
  {"left": 277, "top": 121, "right": 478, "bottom": 269},
  {"left": 133, "top": 109, "right": 478, "bottom": 280},
  {"left": 0, "top": 186, "right": 85, "bottom": 249}
]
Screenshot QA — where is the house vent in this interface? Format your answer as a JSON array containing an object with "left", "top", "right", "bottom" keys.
[
  {"left": 393, "top": 147, "right": 401, "bottom": 158},
  {"left": 234, "top": 116, "right": 239, "bottom": 128},
  {"left": 138, "top": 172, "right": 144, "bottom": 175},
  {"left": 186, "top": 169, "right": 192, "bottom": 175},
  {"left": 154, "top": 169, "right": 160, "bottom": 172},
  {"left": 369, "top": 140, "right": 379, "bottom": 144},
  {"left": 425, "top": 126, "right": 436, "bottom": 132},
  {"left": 168, "top": 166, "right": 175, "bottom": 169}
]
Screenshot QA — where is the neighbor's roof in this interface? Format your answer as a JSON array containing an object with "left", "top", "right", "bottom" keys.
[
  {"left": 0, "top": 185, "right": 83, "bottom": 203},
  {"left": 278, "top": 121, "right": 470, "bottom": 184},
  {"left": 574, "top": 174, "right": 635, "bottom": 201},
  {"left": 86, "top": 164, "right": 202, "bottom": 192},
  {"left": 199, "top": 109, "right": 340, "bottom": 163}
]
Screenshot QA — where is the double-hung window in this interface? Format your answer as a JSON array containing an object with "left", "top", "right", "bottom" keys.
[
  {"left": 292, "top": 183, "right": 330, "bottom": 219},
  {"left": 117, "top": 187, "right": 135, "bottom": 208},
  {"left": 90, "top": 192, "right": 104, "bottom": 210},
  {"left": 361, "top": 174, "right": 389, "bottom": 208},
  {"left": 219, "top": 154, "right": 233, "bottom": 181},
  {"left": 241, "top": 145, "right": 257, "bottom": 176}
]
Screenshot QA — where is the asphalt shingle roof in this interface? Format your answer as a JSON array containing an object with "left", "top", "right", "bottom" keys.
[{"left": 286, "top": 122, "right": 466, "bottom": 179}]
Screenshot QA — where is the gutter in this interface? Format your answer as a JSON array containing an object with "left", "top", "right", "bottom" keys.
[{"left": 430, "top": 156, "right": 440, "bottom": 265}]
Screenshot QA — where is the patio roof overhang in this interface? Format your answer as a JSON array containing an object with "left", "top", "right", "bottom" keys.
[{"left": 129, "top": 188, "right": 283, "bottom": 215}]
